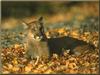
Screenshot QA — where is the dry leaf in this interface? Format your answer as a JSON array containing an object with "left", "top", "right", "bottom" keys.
[
  {"left": 25, "top": 64, "right": 33, "bottom": 73},
  {"left": 2, "top": 71, "right": 10, "bottom": 74},
  {"left": 14, "top": 44, "right": 20, "bottom": 49},
  {"left": 84, "top": 62, "right": 90, "bottom": 67},
  {"left": 7, "top": 64, "right": 13, "bottom": 69},
  {"left": 44, "top": 69, "right": 53, "bottom": 74},
  {"left": 68, "top": 63, "right": 78, "bottom": 69},
  {"left": 12, "top": 66, "right": 19, "bottom": 72},
  {"left": 12, "top": 58, "right": 18, "bottom": 65}
]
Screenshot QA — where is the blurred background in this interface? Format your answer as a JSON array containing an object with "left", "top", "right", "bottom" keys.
[
  {"left": 1, "top": 1, "right": 99, "bottom": 21},
  {"left": 1, "top": 1, "right": 99, "bottom": 28}
]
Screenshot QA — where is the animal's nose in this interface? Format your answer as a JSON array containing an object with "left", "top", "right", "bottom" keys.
[
  {"left": 39, "top": 36, "right": 43, "bottom": 39},
  {"left": 36, "top": 36, "right": 40, "bottom": 39},
  {"left": 36, "top": 36, "right": 43, "bottom": 40}
]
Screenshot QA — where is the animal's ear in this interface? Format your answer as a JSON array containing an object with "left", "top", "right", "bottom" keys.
[
  {"left": 38, "top": 16, "right": 43, "bottom": 22},
  {"left": 38, "top": 16, "right": 45, "bottom": 31},
  {"left": 21, "top": 20, "right": 31, "bottom": 29}
]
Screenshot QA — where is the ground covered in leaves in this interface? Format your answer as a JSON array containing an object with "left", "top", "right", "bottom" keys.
[{"left": 1, "top": 29, "right": 99, "bottom": 74}]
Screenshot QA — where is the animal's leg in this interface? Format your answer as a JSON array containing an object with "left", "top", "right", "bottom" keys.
[{"left": 34, "top": 56, "right": 40, "bottom": 66}]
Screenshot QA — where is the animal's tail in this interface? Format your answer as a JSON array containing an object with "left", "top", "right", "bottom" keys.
[{"left": 88, "top": 42, "right": 96, "bottom": 50}]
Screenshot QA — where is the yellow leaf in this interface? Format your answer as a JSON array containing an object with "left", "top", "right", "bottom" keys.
[
  {"left": 12, "top": 58, "right": 18, "bottom": 65},
  {"left": 25, "top": 64, "right": 33, "bottom": 73},
  {"left": 44, "top": 69, "right": 53, "bottom": 74},
  {"left": 68, "top": 63, "right": 78, "bottom": 69},
  {"left": 14, "top": 44, "right": 20, "bottom": 49},
  {"left": 66, "top": 60, "right": 69, "bottom": 67},
  {"left": 7, "top": 64, "right": 13, "bottom": 69},
  {"left": 84, "top": 62, "right": 90, "bottom": 67},
  {"left": 3, "top": 71, "right": 10, "bottom": 74},
  {"left": 12, "top": 66, "right": 19, "bottom": 72}
]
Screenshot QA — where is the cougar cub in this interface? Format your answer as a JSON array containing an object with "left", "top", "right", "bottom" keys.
[{"left": 23, "top": 17, "right": 95, "bottom": 60}]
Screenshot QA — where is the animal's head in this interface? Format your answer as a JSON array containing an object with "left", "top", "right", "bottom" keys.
[{"left": 22, "top": 17, "right": 45, "bottom": 41}]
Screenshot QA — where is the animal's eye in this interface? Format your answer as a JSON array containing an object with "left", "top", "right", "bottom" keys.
[
  {"left": 32, "top": 28, "right": 36, "bottom": 31},
  {"left": 35, "top": 27, "right": 38, "bottom": 30}
]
